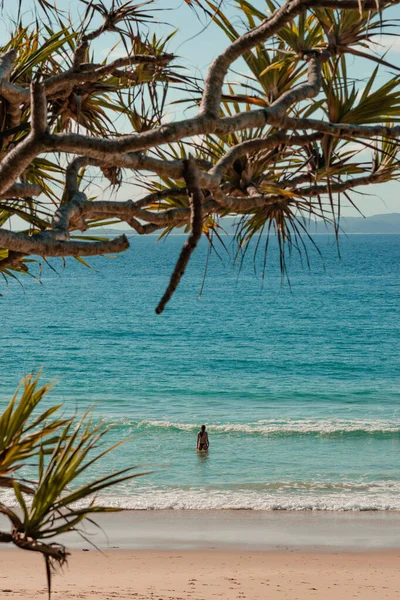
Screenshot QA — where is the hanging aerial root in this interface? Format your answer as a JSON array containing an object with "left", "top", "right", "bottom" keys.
[{"left": 155, "top": 156, "right": 204, "bottom": 314}]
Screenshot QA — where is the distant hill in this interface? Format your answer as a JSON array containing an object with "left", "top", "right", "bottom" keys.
[
  {"left": 89, "top": 213, "right": 400, "bottom": 236},
  {"left": 309, "top": 213, "right": 400, "bottom": 234},
  {"left": 215, "top": 213, "right": 400, "bottom": 235}
]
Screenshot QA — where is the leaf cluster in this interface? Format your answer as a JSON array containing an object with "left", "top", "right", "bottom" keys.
[{"left": 0, "top": 373, "right": 146, "bottom": 595}]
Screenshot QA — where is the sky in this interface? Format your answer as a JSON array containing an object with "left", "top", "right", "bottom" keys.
[{"left": 1, "top": 0, "right": 400, "bottom": 219}]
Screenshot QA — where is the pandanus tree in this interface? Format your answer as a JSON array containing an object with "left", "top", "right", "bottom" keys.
[
  {"left": 0, "top": 373, "right": 146, "bottom": 596},
  {"left": 1, "top": 0, "right": 400, "bottom": 310}
]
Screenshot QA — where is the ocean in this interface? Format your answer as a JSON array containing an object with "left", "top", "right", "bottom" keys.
[{"left": 1, "top": 233, "right": 399, "bottom": 511}]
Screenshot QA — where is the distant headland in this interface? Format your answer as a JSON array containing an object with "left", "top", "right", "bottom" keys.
[
  {"left": 308, "top": 213, "right": 400, "bottom": 234},
  {"left": 101, "top": 213, "right": 400, "bottom": 236}
]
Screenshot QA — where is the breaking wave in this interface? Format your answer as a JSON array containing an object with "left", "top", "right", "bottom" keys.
[
  {"left": 2, "top": 480, "right": 400, "bottom": 511},
  {"left": 115, "top": 418, "right": 400, "bottom": 438}
]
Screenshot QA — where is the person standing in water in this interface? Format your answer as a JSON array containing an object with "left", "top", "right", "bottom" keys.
[{"left": 197, "top": 425, "right": 209, "bottom": 451}]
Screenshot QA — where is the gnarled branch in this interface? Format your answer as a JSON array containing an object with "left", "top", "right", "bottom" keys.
[
  {"left": 0, "top": 183, "right": 42, "bottom": 199},
  {"left": 0, "top": 229, "right": 129, "bottom": 257},
  {"left": 156, "top": 157, "right": 204, "bottom": 314}
]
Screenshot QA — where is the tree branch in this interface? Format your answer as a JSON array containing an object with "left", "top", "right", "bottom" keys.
[
  {"left": 200, "top": 0, "right": 398, "bottom": 118},
  {"left": 0, "top": 229, "right": 129, "bottom": 257},
  {"left": 0, "top": 251, "right": 27, "bottom": 273},
  {"left": 12, "top": 533, "right": 69, "bottom": 563},
  {"left": 211, "top": 132, "right": 322, "bottom": 179},
  {"left": 0, "top": 49, "right": 25, "bottom": 142},
  {"left": 0, "top": 51, "right": 174, "bottom": 106},
  {"left": 0, "top": 531, "right": 13, "bottom": 543},
  {"left": 272, "top": 115, "right": 400, "bottom": 139},
  {"left": 0, "top": 183, "right": 42, "bottom": 199},
  {"left": 298, "top": 172, "right": 390, "bottom": 196},
  {"left": 0, "top": 49, "right": 17, "bottom": 81},
  {"left": 268, "top": 50, "right": 330, "bottom": 118},
  {"left": 62, "top": 154, "right": 217, "bottom": 193},
  {"left": 215, "top": 193, "right": 284, "bottom": 211},
  {"left": 45, "top": 53, "right": 174, "bottom": 96},
  {"left": 200, "top": 0, "right": 306, "bottom": 117},
  {"left": 156, "top": 156, "right": 204, "bottom": 314},
  {"left": 43, "top": 98, "right": 400, "bottom": 161},
  {"left": 218, "top": 172, "right": 392, "bottom": 211},
  {"left": 0, "top": 81, "right": 30, "bottom": 104},
  {"left": 0, "top": 82, "right": 48, "bottom": 196},
  {"left": 133, "top": 188, "right": 188, "bottom": 209}
]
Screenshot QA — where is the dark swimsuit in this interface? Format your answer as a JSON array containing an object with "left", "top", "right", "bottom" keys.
[{"left": 198, "top": 432, "right": 209, "bottom": 450}]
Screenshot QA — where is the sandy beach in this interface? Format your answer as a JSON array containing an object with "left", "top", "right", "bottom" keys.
[
  {"left": 1, "top": 511, "right": 400, "bottom": 599},
  {"left": 1, "top": 548, "right": 400, "bottom": 600}
]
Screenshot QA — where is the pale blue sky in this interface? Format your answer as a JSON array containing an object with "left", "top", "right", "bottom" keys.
[{"left": 1, "top": 0, "right": 400, "bottom": 217}]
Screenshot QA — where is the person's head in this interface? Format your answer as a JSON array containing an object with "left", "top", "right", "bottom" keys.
[{"left": 201, "top": 424, "right": 206, "bottom": 433}]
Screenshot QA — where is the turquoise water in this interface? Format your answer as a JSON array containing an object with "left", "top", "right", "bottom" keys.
[{"left": 1, "top": 234, "right": 400, "bottom": 510}]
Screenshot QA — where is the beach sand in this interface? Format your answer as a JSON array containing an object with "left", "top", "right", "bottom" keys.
[
  {"left": 1, "top": 548, "right": 400, "bottom": 599},
  {"left": 0, "top": 511, "right": 399, "bottom": 599}
]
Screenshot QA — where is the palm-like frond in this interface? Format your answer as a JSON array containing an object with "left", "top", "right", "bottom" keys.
[
  {"left": 322, "top": 61, "right": 400, "bottom": 125},
  {"left": 313, "top": 7, "right": 400, "bottom": 69},
  {"left": 0, "top": 373, "right": 148, "bottom": 597},
  {"left": 0, "top": 373, "right": 66, "bottom": 481},
  {"left": 11, "top": 411, "right": 146, "bottom": 541}
]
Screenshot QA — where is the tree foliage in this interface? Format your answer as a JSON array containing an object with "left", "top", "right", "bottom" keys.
[{"left": 0, "top": 0, "right": 399, "bottom": 310}]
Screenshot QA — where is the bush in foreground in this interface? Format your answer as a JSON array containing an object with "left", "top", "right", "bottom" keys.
[{"left": 0, "top": 373, "right": 145, "bottom": 597}]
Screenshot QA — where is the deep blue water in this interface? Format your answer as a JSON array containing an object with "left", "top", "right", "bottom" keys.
[{"left": 1, "top": 234, "right": 399, "bottom": 509}]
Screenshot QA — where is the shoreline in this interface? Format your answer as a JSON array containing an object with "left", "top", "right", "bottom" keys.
[
  {"left": 2, "top": 510, "right": 400, "bottom": 598},
  {"left": 2, "top": 509, "right": 398, "bottom": 552}
]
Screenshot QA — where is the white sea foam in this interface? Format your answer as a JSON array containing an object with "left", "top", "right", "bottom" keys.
[
  {"left": 131, "top": 418, "right": 400, "bottom": 436},
  {"left": 2, "top": 482, "right": 400, "bottom": 512}
]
